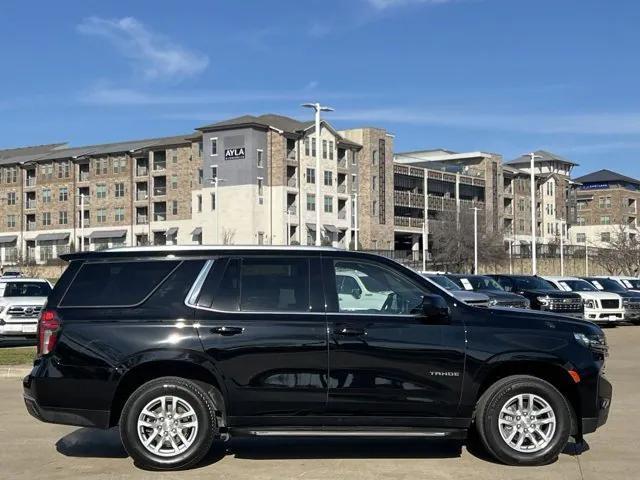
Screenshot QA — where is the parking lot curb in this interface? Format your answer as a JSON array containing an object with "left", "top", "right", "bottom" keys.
[{"left": 0, "top": 365, "right": 31, "bottom": 379}]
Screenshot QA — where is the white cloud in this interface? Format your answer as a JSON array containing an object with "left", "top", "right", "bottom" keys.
[
  {"left": 367, "top": 0, "right": 455, "bottom": 10},
  {"left": 77, "top": 16, "right": 209, "bottom": 81},
  {"left": 332, "top": 108, "right": 640, "bottom": 135}
]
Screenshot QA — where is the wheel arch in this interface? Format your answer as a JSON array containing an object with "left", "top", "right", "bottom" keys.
[{"left": 109, "top": 357, "right": 227, "bottom": 429}]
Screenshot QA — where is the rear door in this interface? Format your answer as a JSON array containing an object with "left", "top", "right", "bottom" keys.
[
  {"left": 191, "top": 254, "right": 328, "bottom": 426},
  {"left": 323, "top": 256, "right": 466, "bottom": 423}
]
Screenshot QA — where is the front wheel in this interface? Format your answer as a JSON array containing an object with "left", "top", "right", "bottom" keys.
[
  {"left": 474, "top": 375, "right": 572, "bottom": 466},
  {"left": 119, "top": 376, "right": 219, "bottom": 470}
]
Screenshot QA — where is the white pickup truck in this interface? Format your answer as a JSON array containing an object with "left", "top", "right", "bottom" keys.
[
  {"left": 542, "top": 276, "right": 624, "bottom": 325},
  {"left": 0, "top": 278, "right": 52, "bottom": 336}
]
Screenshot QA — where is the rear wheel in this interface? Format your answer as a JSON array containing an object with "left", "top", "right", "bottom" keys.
[
  {"left": 119, "top": 376, "right": 218, "bottom": 470},
  {"left": 474, "top": 375, "right": 571, "bottom": 466}
]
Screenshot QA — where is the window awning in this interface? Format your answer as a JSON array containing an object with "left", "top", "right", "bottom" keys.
[
  {"left": 191, "top": 227, "right": 202, "bottom": 236},
  {"left": 323, "top": 224, "right": 338, "bottom": 233},
  {"left": 88, "top": 229, "right": 127, "bottom": 240},
  {"left": 305, "top": 223, "right": 317, "bottom": 231},
  {"left": 166, "top": 227, "right": 178, "bottom": 236},
  {"left": 0, "top": 235, "right": 17, "bottom": 244},
  {"left": 35, "top": 232, "right": 69, "bottom": 242}
]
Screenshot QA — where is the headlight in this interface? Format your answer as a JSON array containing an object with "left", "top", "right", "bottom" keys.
[
  {"left": 488, "top": 298, "right": 498, "bottom": 307},
  {"left": 623, "top": 298, "right": 630, "bottom": 307},
  {"left": 584, "top": 299, "right": 597, "bottom": 309},
  {"left": 537, "top": 296, "right": 550, "bottom": 305},
  {"left": 574, "top": 332, "right": 608, "bottom": 355}
]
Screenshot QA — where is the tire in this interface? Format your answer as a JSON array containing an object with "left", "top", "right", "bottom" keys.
[
  {"left": 474, "top": 375, "right": 571, "bottom": 466},
  {"left": 119, "top": 376, "right": 219, "bottom": 470}
]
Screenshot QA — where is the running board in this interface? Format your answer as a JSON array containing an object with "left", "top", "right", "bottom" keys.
[{"left": 230, "top": 428, "right": 466, "bottom": 439}]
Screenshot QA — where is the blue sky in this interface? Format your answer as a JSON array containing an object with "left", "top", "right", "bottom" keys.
[{"left": 1, "top": 0, "right": 639, "bottom": 177}]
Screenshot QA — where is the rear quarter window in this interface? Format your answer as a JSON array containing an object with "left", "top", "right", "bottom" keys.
[{"left": 60, "top": 260, "right": 180, "bottom": 307}]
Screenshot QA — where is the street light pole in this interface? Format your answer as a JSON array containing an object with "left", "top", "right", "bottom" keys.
[
  {"left": 285, "top": 207, "right": 290, "bottom": 246},
  {"left": 353, "top": 193, "right": 359, "bottom": 251},
  {"left": 80, "top": 193, "right": 85, "bottom": 252},
  {"left": 472, "top": 207, "right": 479, "bottom": 274},
  {"left": 527, "top": 152, "right": 543, "bottom": 275},
  {"left": 559, "top": 220, "right": 565, "bottom": 276},
  {"left": 302, "top": 102, "right": 334, "bottom": 246},
  {"left": 423, "top": 173, "right": 429, "bottom": 272}
]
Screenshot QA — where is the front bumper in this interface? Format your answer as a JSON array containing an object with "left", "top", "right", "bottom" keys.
[
  {"left": 581, "top": 374, "right": 612, "bottom": 435},
  {"left": 0, "top": 321, "right": 38, "bottom": 335},
  {"left": 584, "top": 309, "right": 625, "bottom": 324},
  {"left": 23, "top": 373, "right": 111, "bottom": 429}
]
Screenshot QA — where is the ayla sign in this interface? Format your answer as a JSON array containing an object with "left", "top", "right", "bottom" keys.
[{"left": 224, "top": 147, "right": 245, "bottom": 160}]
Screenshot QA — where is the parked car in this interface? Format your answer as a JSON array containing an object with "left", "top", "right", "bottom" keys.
[
  {"left": 1, "top": 270, "right": 23, "bottom": 278},
  {"left": 24, "top": 246, "right": 611, "bottom": 470},
  {"left": 420, "top": 273, "right": 491, "bottom": 307},
  {"left": 0, "top": 278, "right": 52, "bottom": 337},
  {"left": 582, "top": 277, "right": 640, "bottom": 324},
  {"left": 444, "top": 274, "right": 530, "bottom": 308},
  {"left": 542, "top": 276, "right": 624, "bottom": 325},
  {"left": 336, "top": 267, "right": 392, "bottom": 311},
  {"left": 488, "top": 274, "right": 584, "bottom": 318},
  {"left": 602, "top": 276, "right": 640, "bottom": 293}
]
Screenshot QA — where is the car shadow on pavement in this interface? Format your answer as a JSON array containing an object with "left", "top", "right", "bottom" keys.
[{"left": 56, "top": 427, "right": 128, "bottom": 458}]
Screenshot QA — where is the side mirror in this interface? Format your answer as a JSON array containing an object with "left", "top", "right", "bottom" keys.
[
  {"left": 352, "top": 288, "right": 362, "bottom": 299},
  {"left": 414, "top": 294, "right": 450, "bottom": 323}
]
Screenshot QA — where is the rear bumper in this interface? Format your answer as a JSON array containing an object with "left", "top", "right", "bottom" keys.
[
  {"left": 581, "top": 374, "right": 612, "bottom": 435},
  {"left": 23, "top": 373, "right": 110, "bottom": 429}
]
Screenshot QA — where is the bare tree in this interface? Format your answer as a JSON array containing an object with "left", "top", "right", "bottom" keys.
[
  {"left": 222, "top": 229, "right": 236, "bottom": 245},
  {"left": 593, "top": 224, "right": 640, "bottom": 275}
]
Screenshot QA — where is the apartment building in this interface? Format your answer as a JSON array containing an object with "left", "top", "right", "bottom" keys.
[
  {"left": 195, "top": 114, "right": 394, "bottom": 249},
  {"left": 0, "top": 114, "right": 393, "bottom": 264},
  {"left": 504, "top": 151, "right": 578, "bottom": 249},
  {"left": 392, "top": 150, "right": 496, "bottom": 251},
  {"left": 569, "top": 169, "right": 640, "bottom": 247}
]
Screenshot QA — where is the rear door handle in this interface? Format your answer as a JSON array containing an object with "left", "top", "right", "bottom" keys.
[
  {"left": 334, "top": 326, "right": 366, "bottom": 336},
  {"left": 210, "top": 326, "right": 244, "bottom": 336}
]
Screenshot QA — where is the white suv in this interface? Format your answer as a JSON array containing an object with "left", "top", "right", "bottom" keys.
[
  {"left": 542, "top": 276, "right": 624, "bottom": 325},
  {"left": 335, "top": 268, "right": 393, "bottom": 311},
  {"left": 0, "top": 278, "right": 52, "bottom": 336}
]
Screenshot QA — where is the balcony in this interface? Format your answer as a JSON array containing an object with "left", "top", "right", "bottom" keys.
[
  {"left": 338, "top": 210, "right": 347, "bottom": 220},
  {"left": 136, "top": 167, "right": 149, "bottom": 176},
  {"left": 287, "top": 176, "right": 297, "bottom": 189},
  {"left": 286, "top": 149, "right": 297, "bottom": 164},
  {"left": 394, "top": 216, "right": 424, "bottom": 229},
  {"left": 286, "top": 204, "right": 297, "bottom": 216},
  {"left": 25, "top": 176, "right": 36, "bottom": 188},
  {"left": 25, "top": 221, "right": 36, "bottom": 231},
  {"left": 136, "top": 190, "right": 149, "bottom": 201},
  {"left": 337, "top": 158, "right": 348, "bottom": 170},
  {"left": 395, "top": 191, "right": 424, "bottom": 209},
  {"left": 337, "top": 184, "right": 347, "bottom": 194},
  {"left": 25, "top": 200, "right": 36, "bottom": 210},
  {"left": 136, "top": 215, "right": 149, "bottom": 225},
  {"left": 153, "top": 187, "right": 167, "bottom": 197}
]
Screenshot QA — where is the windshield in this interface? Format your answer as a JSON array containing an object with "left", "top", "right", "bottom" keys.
[
  {"left": 513, "top": 276, "right": 555, "bottom": 290},
  {"left": 558, "top": 280, "right": 597, "bottom": 292},
  {"left": 358, "top": 275, "right": 389, "bottom": 293},
  {"left": 457, "top": 276, "right": 504, "bottom": 291},
  {"left": 2, "top": 281, "right": 51, "bottom": 297},
  {"left": 588, "top": 278, "right": 626, "bottom": 292},
  {"left": 624, "top": 279, "right": 640, "bottom": 289},
  {"left": 423, "top": 275, "right": 461, "bottom": 291}
]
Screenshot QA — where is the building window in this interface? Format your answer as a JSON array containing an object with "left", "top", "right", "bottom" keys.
[
  {"left": 304, "top": 137, "right": 310, "bottom": 156},
  {"left": 257, "top": 177, "right": 264, "bottom": 204},
  {"left": 42, "top": 212, "right": 51, "bottom": 226},
  {"left": 96, "top": 184, "right": 107, "bottom": 199},
  {"left": 352, "top": 150, "right": 357, "bottom": 166},
  {"left": 324, "top": 195, "right": 333, "bottom": 213},
  {"left": 42, "top": 188, "right": 51, "bottom": 203},
  {"left": 577, "top": 217, "right": 585, "bottom": 226},
  {"left": 312, "top": 138, "right": 317, "bottom": 157},
  {"left": 198, "top": 169, "right": 203, "bottom": 185},
  {"left": 7, "top": 192, "right": 15, "bottom": 205},
  {"left": 322, "top": 140, "right": 327, "bottom": 159},
  {"left": 307, "top": 193, "right": 316, "bottom": 211},
  {"left": 97, "top": 208, "right": 107, "bottom": 223},
  {"left": 257, "top": 232, "right": 264, "bottom": 245},
  {"left": 257, "top": 149, "right": 263, "bottom": 168},
  {"left": 211, "top": 137, "right": 218, "bottom": 156},
  {"left": 329, "top": 141, "right": 334, "bottom": 160},
  {"left": 172, "top": 200, "right": 178, "bottom": 216},
  {"left": 351, "top": 174, "right": 358, "bottom": 191},
  {"left": 58, "top": 161, "right": 70, "bottom": 178},
  {"left": 601, "top": 232, "right": 611, "bottom": 242},
  {"left": 115, "top": 182, "right": 125, "bottom": 198},
  {"left": 171, "top": 175, "right": 178, "bottom": 189},
  {"left": 372, "top": 200, "right": 378, "bottom": 216},
  {"left": 324, "top": 171, "right": 333, "bottom": 186},
  {"left": 372, "top": 176, "right": 377, "bottom": 190},
  {"left": 172, "top": 154, "right": 178, "bottom": 164},
  {"left": 211, "top": 192, "right": 216, "bottom": 210},
  {"left": 600, "top": 215, "right": 611, "bottom": 225},
  {"left": 115, "top": 208, "right": 125, "bottom": 222},
  {"left": 197, "top": 195, "right": 202, "bottom": 213},
  {"left": 306, "top": 168, "right": 315, "bottom": 184},
  {"left": 59, "top": 211, "right": 68, "bottom": 225},
  {"left": 7, "top": 214, "right": 16, "bottom": 228},
  {"left": 211, "top": 165, "right": 218, "bottom": 181},
  {"left": 576, "top": 233, "right": 586, "bottom": 243},
  {"left": 373, "top": 150, "right": 378, "bottom": 165},
  {"left": 59, "top": 187, "right": 68, "bottom": 202}
]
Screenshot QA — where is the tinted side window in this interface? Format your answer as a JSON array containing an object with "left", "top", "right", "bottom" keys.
[
  {"left": 496, "top": 277, "right": 513, "bottom": 292},
  {"left": 3, "top": 281, "right": 52, "bottom": 297},
  {"left": 240, "top": 258, "right": 309, "bottom": 312},
  {"left": 60, "top": 260, "right": 180, "bottom": 307}
]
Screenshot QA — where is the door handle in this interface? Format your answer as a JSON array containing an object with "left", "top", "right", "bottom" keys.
[
  {"left": 334, "top": 326, "right": 366, "bottom": 336},
  {"left": 210, "top": 326, "right": 244, "bottom": 336}
]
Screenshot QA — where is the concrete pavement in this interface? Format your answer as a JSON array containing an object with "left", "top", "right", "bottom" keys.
[{"left": 0, "top": 326, "right": 637, "bottom": 480}]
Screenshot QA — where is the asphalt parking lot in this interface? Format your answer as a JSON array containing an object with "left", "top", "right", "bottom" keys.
[{"left": 0, "top": 326, "right": 638, "bottom": 480}]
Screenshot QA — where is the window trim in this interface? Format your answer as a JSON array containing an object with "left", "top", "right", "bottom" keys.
[{"left": 210, "top": 137, "right": 218, "bottom": 156}]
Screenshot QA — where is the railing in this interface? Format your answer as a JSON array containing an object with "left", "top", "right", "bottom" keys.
[
  {"left": 136, "top": 215, "right": 149, "bottom": 225},
  {"left": 153, "top": 162, "right": 166, "bottom": 172},
  {"left": 338, "top": 210, "right": 347, "bottom": 220},
  {"left": 25, "top": 200, "right": 36, "bottom": 209},
  {"left": 26, "top": 222, "right": 36, "bottom": 231},
  {"left": 136, "top": 191, "right": 149, "bottom": 201},
  {"left": 153, "top": 187, "right": 166, "bottom": 196},
  {"left": 286, "top": 150, "right": 297, "bottom": 162},
  {"left": 394, "top": 216, "right": 424, "bottom": 228},
  {"left": 337, "top": 184, "right": 347, "bottom": 194},
  {"left": 136, "top": 167, "right": 148, "bottom": 176},
  {"left": 287, "top": 177, "right": 297, "bottom": 188},
  {"left": 25, "top": 177, "right": 36, "bottom": 187},
  {"left": 395, "top": 191, "right": 424, "bottom": 208},
  {"left": 154, "top": 213, "right": 166, "bottom": 222},
  {"left": 337, "top": 159, "right": 347, "bottom": 169},
  {"left": 78, "top": 171, "right": 90, "bottom": 181},
  {"left": 286, "top": 205, "right": 297, "bottom": 215}
]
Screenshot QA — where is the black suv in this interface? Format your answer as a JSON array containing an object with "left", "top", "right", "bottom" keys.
[
  {"left": 444, "top": 274, "right": 530, "bottom": 308},
  {"left": 489, "top": 274, "right": 584, "bottom": 317},
  {"left": 24, "top": 247, "right": 610, "bottom": 470}
]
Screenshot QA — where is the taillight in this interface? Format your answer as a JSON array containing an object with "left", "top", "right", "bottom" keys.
[{"left": 37, "top": 309, "right": 60, "bottom": 357}]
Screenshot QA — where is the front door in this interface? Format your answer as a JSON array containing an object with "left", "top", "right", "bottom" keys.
[
  {"left": 323, "top": 257, "right": 465, "bottom": 424},
  {"left": 192, "top": 255, "right": 328, "bottom": 426}
]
